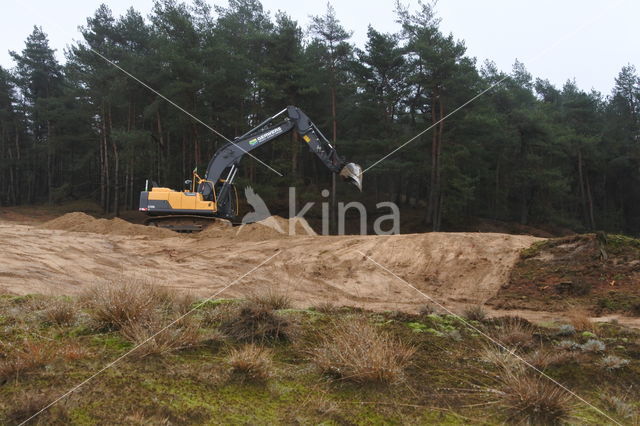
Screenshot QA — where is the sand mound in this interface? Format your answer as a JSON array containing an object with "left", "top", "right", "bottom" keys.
[
  {"left": 4, "top": 221, "right": 542, "bottom": 314},
  {"left": 40, "top": 212, "right": 174, "bottom": 238},
  {"left": 39, "top": 212, "right": 95, "bottom": 230},
  {"left": 233, "top": 215, "right": 317, "bottom": 240},
  {"left": 196, "top": 220, "right": 236, "bottom": 238},
  {"left": 41, "top": 213, "right": 316, "bottom": 240}
]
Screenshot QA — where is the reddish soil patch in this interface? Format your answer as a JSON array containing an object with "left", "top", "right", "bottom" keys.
[{"left": 488, "top": 234, "right": 640, "bottom": 316}]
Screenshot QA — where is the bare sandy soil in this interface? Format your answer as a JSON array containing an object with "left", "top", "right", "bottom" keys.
[{"left": 2, "top": 213, "right": 638, "bottom": 327}]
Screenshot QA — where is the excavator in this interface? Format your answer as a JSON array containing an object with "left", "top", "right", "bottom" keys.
[{"left": 139, "top": 105, "right": 363, "bottom": 232}]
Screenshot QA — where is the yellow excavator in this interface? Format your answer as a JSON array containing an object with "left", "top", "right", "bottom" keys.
[{"left": 139, "top": 106, "right": 362, "bottom": 232}]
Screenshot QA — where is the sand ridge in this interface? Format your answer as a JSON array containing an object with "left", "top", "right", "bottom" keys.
[{"left": 3, "top": 214, "right": 540, "bottom": 313}]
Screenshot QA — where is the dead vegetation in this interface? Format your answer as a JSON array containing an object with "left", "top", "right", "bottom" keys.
[
  {"left": 220, "top": 303, "right": 291, "bottom": 343},
  {"left": 482, "top": 345, "right": 575, "bottom": 424},
  {"left": 81, "top": 277, "right": 176, "bottom": 330},
  {"left": 312, "top": 301, "right": 338, "bottom": 314},
  {"left": 567, "top": 309, "right": 596, "bottom": 332},
  {"left": 601, "top": 391, "right": 639, "bottom": 423},
  {"left": 40, "top": 298, "right": 77, "bottom": 327},
  {"left": 0, "top": 341, "right": 57, "bottom": 384},
  {"left": 492, "top": 233, "right": 640, "bottom": 315},
  {"left": 494, "top": 317, "right": 535, "bottom": 350},
  {"left": 463, "top": 305, "right": 488, "bottom": 322},
  {"left": 247, "top": 287, "right": 292, "bottom": 311},
  {"left": 4, "top": 392, "right": 68, "bottom": 425},
  {"left": 227, "top": 344, "right": 273, "bottom": 382},
  {"left": 495, "top": 367, "right": 575, "bottom": 425},
  {"left": 1, "top": 285, "right": 638, "bottom": 424},
  {"left": 311, "top": 319, "right": 415, "bottom": 384},
  {"left": 119, "top": 316, "right": 203, "bottom": 359},
  {"left": 525, "top": 346, "right": 573, "bottom": 370}
]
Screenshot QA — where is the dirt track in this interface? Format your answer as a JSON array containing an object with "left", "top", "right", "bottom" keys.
[{"left": 0, "top": 213, "right": 538, "bottom": 311}]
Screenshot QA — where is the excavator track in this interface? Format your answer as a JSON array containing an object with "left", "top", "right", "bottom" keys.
[{"left": 144, "top": 215, "right": 234, "bottom": 233}]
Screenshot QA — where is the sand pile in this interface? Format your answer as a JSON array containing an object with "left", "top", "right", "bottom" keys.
[
  {"left": 39, "top": 212, "right": 95, "bottom": 230},
  {"left": 233, "top": 215, "right": 317, "bottom": 240},
  {"left": 196, "top": 220, "right": 236, "bottom": 238},
  {"left": 40, "top": 212, "right": 174, "bottom": 238}
]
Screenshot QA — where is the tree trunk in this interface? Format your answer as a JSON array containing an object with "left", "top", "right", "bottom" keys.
[
  {"left": 494, "top": 158, "right": 500, "bottom": 219},
  {"left": 586, "top": 173, "right": 595, "bottom": 230},
  {"left": 13, "top": 124, "right": 20, "bottom": 204},
  {"left": 109, "top": 106, "right": 119, "bottom": 216},
  {"left": 100, "top": 103, "right": 109, "bottom": 213},
  {"left": 577, "top": 149, "right": 589, "bottom": 229},
  {"left": 47, "top": 119, "right": 53, "bottom": 204},
  {"left": 156, "top": 110, "right": 164, "bottom": 183},
  {"left": 291, "top": 132, "right": 298, "bottom": 177},
  {"left": 182, "top": 134, "right": 186, "bottom": 183},
  {"left": 426, "top": 94, "right": 441, "bottom": 228},
  {"left": 330, "top": 84, "right": 338, "bottom": 235},
  {"left": 433, "top": 99, "right": 445, "bottom": 231}
]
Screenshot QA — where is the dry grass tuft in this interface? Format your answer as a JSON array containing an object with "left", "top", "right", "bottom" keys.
[
  {"left": 220, "top": 304, "right": 290, "bottom": 343},
  {"left": 480, "top": 345, "right": 519, "bottom": 371},
  {"left": 199, "top": 301, "right": 238, "bottom": 326},
  {"left": 248, "top": 287, "right": 292, "bottom": 310},
  {"left": 120, "top": 316, "right": 202, "bottom": 358},
  {"left": 463, "top": 305, "right": 488, "bottom": 322},
  {"left": 4, "top": 392, "right": 68, "bottom": 425},
  {"left": 580, "top": 339, "right": 606, "bottom": 353},
  {"left": 40, "top": 298, "right": 77, "bottom": 327},
  {"left": 496, "top": 367, "right": 574, "bottom": 425},
  {"left": 173, "top": 293, "right": 198, "bottom": 315},
  {"left": 0, "top": 341, "right": 57, "bottom": 384},
  {"left": 601, "top": 391, "right": 639, "bottom": 422},
  {"left": 311, "top": 319, "right": 415, "bottom": 384},
  {"left": 124, "top": 410, "right": 172, "bottom": 425},
  {"left": 525, "top": 347, "right": 573, "bottom": 370},
  {"left": 313, "top": 301, "right": 338, "bottom": 314},
  {"left": 227, "top": 344, "right": 273, "bottom": 382},
  {"left": 567, "top": 309, "right": 595, "bottom": 332},
  {"left": 60, "top": 342, "right": 91, "bottom": 362},
  {"left": 81, "top": 278, "right": 176, "bottom": 330},
  {"left": 495, "top": 317, "right": 534, "bottom": 350},
  {"left": 600, "top": 355, "right": 630, "bottom": 370}
]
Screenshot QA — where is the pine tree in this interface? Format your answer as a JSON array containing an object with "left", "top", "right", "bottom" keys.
[
  {"left": 310, "top": 3, "right": 353, "bottom": 233},
  {"left": 10, "top": 26, "right": 64, "bottom": 204}
]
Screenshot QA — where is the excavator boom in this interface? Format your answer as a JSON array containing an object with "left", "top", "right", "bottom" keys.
[{"left": 140, "top": 106, "right": 362, "bottom": 230}]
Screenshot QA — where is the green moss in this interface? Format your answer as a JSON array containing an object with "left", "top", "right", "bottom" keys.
[
  {"left": 68, "top": 407, "right": 95, "bottom": 424},
  {"left": 1, "top": 291, "right": 639, "bottom": 425},
  {"left": 407, "top": 322, "right": 428, "bottom": 333},
  {"left": 425, "top": 328, "right": 445, "bottom": 337},
  {"left": 193, "top": 298, "right": 239, "bottom": 309},
  {"left": 5, "top": 294, "right": 38, "bottom": 304},
  {"left": 605, "top": 234, "right": 640, "bottom": 255},
  {"left": 90, "top": 333, "right": 132, "bottom": 351},
  {"left": 520, "top": 234, "right": 596, "bottom": 260},
  {"left": 521, "top": 240, "right": 552, "bottom": 259},
  {"left": 596, "top": 294, "right": 640, "bottom": 314}
]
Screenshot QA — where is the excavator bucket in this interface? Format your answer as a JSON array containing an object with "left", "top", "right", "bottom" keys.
[{"left": 339, "top": 163, "right": 363, "bottom": 191}]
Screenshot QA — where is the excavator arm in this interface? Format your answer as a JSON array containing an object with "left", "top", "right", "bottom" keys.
[{"left": 201, "top": 106, "right": 362, "bottom": 216}]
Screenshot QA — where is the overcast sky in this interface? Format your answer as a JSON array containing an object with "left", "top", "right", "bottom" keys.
[{"left": 1, "top": 0, "right": 637, "bottom": 95}]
